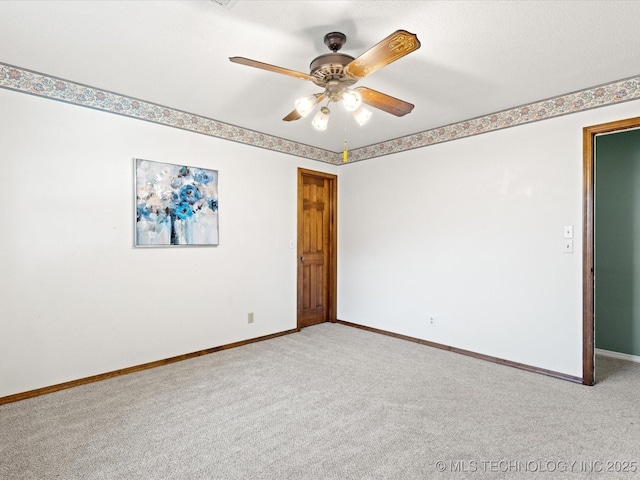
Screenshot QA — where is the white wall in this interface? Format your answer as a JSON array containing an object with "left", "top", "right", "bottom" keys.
[
  {"left": 0, "top": 89, "right": 337, "bottom": 398},
  {"left": 338, "top": 99, "right": 640, "bottom": 378},
  {"left": 3, "top": 85, "right": 639, "bottom": 398}
]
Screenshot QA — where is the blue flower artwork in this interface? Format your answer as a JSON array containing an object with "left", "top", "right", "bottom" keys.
[{"left": 135, "top": 159, "right": 219, "bottom": 246}]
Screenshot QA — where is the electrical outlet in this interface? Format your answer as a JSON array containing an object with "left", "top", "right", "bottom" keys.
[
  {"left": 248, "top": 312, "right": 254, "bottom": 324},
  {"left": 428, "top": 316, "right": 435, "bottom": 327}
]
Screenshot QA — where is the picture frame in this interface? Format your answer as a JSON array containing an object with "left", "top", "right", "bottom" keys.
[{"left": 134, "top": 158, "right": 219, "bottom": 247}]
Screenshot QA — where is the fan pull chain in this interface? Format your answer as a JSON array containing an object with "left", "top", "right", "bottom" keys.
[{"left": 343, "top": 117, "right": 349, "bottom": 163}]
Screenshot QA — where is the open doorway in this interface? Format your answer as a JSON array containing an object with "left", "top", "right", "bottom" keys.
[{"left": 583, "top": 116, "right": 640, "bottom": 385}]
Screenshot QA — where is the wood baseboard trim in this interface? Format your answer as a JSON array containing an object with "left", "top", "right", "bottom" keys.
[
  {"left": 0, "top": 328, "right": 300, "bottom": 406},
  {"left": 336, "top": 320, "right": 583, "bottom": 384}
]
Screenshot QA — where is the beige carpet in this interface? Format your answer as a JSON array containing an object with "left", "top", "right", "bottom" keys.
[{"left": 1, "top": 322, "right": 639, "bottom": 479}]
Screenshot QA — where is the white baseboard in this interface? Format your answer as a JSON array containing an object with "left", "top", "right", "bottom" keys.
[{"left": 595, "top": 348, "right": 640, "bottom": 364}]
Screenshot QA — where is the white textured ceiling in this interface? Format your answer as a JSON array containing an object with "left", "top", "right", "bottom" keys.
[{"left": 1, "top": 0, "right": 640, "bottom": 152}]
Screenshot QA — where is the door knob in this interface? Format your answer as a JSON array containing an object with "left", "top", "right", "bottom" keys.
[{"left": 300, "top": 256, "right": 305, "bottom": 262}]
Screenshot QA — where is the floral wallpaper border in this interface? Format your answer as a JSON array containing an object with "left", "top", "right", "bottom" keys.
[
  {"left": 1, "top": 62, "right": 639, "bottom": 165},
  {"left": 348, "top": 75, "right": 640, "bottom": 163},
  {"left": 0, "top": 62, "right": 339, "bottom": 164}
]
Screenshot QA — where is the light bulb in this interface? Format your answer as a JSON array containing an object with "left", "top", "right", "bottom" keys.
[
  {"left": 294, "top": 95, "right": 318, "bottom": 117},
  {"left": 341, "top": 90, "right": 362, "bottom": 112},
  {"left": 352, "top": 106, "right": 372, "bottom": 126},
  {"left": 312, "top": 106, "right": 330, "bottom": 131}
]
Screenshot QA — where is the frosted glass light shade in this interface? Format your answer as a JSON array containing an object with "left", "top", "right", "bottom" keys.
[
  {"left": 352, "top": 106, "right": 372, "bottom": 126},
  {"left": 312, "top": 106, "right": 330, "bottom": 131},
  {"left": 341, "top": 90, "right": 362, "bottom": 112},
  {"left": 294, "top": 95, "right": 318, "bottom": 117}
]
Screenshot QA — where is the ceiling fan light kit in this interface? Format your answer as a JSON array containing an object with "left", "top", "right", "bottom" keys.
[{"left": 230, "top": 29, "right": 420, "bottom": 131}]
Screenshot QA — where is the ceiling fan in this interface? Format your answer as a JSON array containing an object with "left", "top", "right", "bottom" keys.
[{"left": 229, "top": 29, "right": 421, "bottom": 130}]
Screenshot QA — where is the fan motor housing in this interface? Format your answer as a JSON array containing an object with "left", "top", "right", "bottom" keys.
[{"left": 309, "top": 53, "right": 357, "bottom": 87}]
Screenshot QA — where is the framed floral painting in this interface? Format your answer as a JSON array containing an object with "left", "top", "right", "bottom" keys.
[{"left": 135, "top": 158, "right": 219, "bottom": 246}]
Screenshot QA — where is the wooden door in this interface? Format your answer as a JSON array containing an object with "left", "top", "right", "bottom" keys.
[{"left": 297, "top": 168, "right": 337, "bottom": 329}]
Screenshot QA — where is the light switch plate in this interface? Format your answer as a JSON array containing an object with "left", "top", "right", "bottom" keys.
[
  {"left": 563, "top": 225, "right": 573, "bottom": 239},
  {"left": 563, "top": 239, "right": 573, "bottom": 253}
]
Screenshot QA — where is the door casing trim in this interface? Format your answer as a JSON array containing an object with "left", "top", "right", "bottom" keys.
[{"left": 582, "top": 116, "right": 640, "bottom": 385}]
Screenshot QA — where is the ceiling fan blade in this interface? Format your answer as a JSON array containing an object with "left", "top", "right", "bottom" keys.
[
  {"left": 355, "top": 87, "right": 414, "bottom": 117},
  {"left": 229, "top": 57, "right": 318, "bottom": 84},
  {"left": 282, "top": 93, "right": 326, "bottom": 122},
  {"left": 344, "top": 30, "right": 421, "bottom": 80},
  {"left": 283, "top": 109, "right": 302, "bottom": 122}
]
